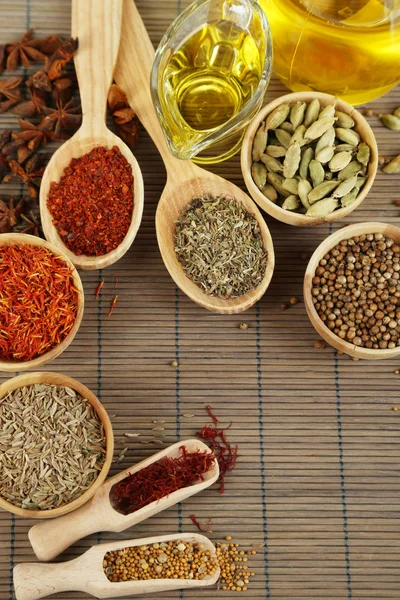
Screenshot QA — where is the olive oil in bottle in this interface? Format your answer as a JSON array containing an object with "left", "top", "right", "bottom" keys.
[
  {"left": 259, "top": 0, "right": 400, "bottom": 105},
  {"left": 157, "top": 17, "right": 265, "bottom": 158}
]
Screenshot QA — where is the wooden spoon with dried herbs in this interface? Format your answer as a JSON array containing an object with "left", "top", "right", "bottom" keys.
[{"left": 114, "top": 0, "right": 275, "bottom": 313}]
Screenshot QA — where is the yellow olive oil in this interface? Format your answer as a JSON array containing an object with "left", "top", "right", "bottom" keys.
[
  {"left": 158, "top": 19, "right": 265, "bottom": 156},
  {"left": 259, "top": 0, "right": 400, "bottom": 104}
]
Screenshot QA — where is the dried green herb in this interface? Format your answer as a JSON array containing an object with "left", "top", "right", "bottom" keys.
[{"left": 175, "top": 195, "right": 267, "bottom": 299}]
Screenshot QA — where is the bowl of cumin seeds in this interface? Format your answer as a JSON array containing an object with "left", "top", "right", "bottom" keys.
[{"left": 0, "top": 372, "right": 113, "bottom": 518}]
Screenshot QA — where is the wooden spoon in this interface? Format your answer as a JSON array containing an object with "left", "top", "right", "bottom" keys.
[
  {"left": 114, "top": 0, "right": 275, "bottom": 313},
  {"left": 28, "top": 439, "right": 219, "bottom": 561},
  {"left": 14, "top": 533, "right": 220, "bottom": 600},
  {"left": 39, "top": 0, "right": 144, "bottom": 270}
]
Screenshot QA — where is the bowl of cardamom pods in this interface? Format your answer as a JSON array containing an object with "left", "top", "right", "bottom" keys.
[{"left": 241, "top": 92, "right": 378, "bottom": 227}]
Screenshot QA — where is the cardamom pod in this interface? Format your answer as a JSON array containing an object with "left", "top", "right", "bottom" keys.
[
  {"left": 275, "top": 128, "right": 292, "bottom": 148},
  {"left": 394, "top": 107, "right": 400, "bottom": 118},
  {"left": 280, "top": 121, "right": 295, "bottom": 134},
  {"left": 329, "top": 151, "right": 352, "bottom": 172},
  {"left": 356, "top": 176, "right": 366, "bottom": 187},
  {"left": 334, "top": 110, "right": 355, "bottom": 128},
  {"left": 305, "top": 117, "right": 337, "bottom": 140},
  {"left": 282, "top": 194, "right": 300, "bottom": 211},
  {"left": 382, "top": 154, "right": 400, "bottom": 174},
  {"left": 309, "top": 159, "right": 325, "bottom": 187},
  {"left": 283, "top": 142, "right": 301, "bottom": 178},
  {"left": 306, "top": 197, "right": 339, "bottom": 218},
  {"left": 379, "top": 113, "right": 400, "bottom": 131},
  {"left": 357, "top": 142, "right": 370, "bottom": 166},
  {"left": 318, "top": 104, "right": 335, "bottom": 119},
  {"left": 332, "top": 174, "right": 358, "bottom": 198},
  {"left": 290, "top": 101, "right": 307, "bottom": 129},
  {"left": 341, "top": 186, "right": 360, "bottom": 208},
  {"left": 338, "top": 160, "right": 362, "bottom": 180},
  {"left": 260, "top": 153, "right": 283, "bottom": 173},
  {"left": 315, "top": 146, "right": 335, "bottom": 164},
  {"left": 298, "top": 179, "right": 312, "bottom": 209},
  {"left": 334, "top": 143, "right": 357, "bottom": 153},
  {"left": 290, "top": 124, "right": 308, "bottom": 147},
  {"left": 304, "top": 98, "right": 320, "bottom": 127},
  {"left": 299, "top": 147, "right": 314, "bottom": 180},
  {"left": 265, "top": 103, "right": 291, "bottom": 130},
  {"left": 335, "top": 127, "right": 360, "bottom": 145},
  {"left": 266, "top": 145, "right": 287, "bottom": 158},
  {"left": 251, "top": 162, "right": 267, "bottom": 188},
  {"left": 283, "top": 178, "right": 299, "bottom": 195},
  {"left": 315, "top": 127, "right": 335, "bottom": 154},
  {"left": 261, "top": 183, "right": 278, "bottom": 203},
  {"left": 267, "top": 172, "right": 291, "bottom": 197},
  {"left": 252, "top": 121, "right": 268, "bottom": 162},
  {"left": 308, "top": 180, "right": 340, "bottom": 204}
]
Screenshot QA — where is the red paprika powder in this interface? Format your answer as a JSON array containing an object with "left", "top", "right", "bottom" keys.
[{"left": 47, "top": 145, "right": 134, "bottom": 256}]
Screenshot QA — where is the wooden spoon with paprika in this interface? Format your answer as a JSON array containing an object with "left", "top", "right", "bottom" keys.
[
  {"left": 39, "top": 0, "right": 144, "bottom": 270},
  {"left": 114, "top": 0, "right": 274, "bottom": 313}
]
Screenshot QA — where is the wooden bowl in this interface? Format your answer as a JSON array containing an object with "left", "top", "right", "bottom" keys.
[
  {"left": 0, "top": 234, "right": 84, "bottom": 372},
  {"left": 0, "top": 372, "right": 114, "bottom": 519},
  {"left": 241, "top": 92, "right": 378, "bottom": 227},
  {"left": 304, "top": 222, "right": 400, "bottom": 360},
  {"left": 156, "top": 176, "right": 275, "bottom": 314}
]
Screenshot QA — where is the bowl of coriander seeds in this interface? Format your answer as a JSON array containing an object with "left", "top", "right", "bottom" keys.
[
  {"left": 304, "top": 223, "right": 400, "bottom": 360},
  {"left": 0, "top": 372, "right": 114, "bottom": 518},
  {"left": 241, "top": 92, "right": 378, "bottom": 226}
]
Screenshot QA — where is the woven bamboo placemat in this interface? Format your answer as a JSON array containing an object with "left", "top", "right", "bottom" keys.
[{"left": 0, "top": 1, "right": 400, "bottom": 599}]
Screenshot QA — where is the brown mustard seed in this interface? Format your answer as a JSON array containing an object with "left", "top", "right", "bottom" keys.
[
  {"left": 239, "top": 322, "right": 249, "bottom": 330},
  {"left": 281, "top": 302, "right": 289, "bottom": 310},
  {"left": 314, "top": 339, "right": 325, "bottom": 350},
  {"left": 362, "top": 109, "right": 374, "bottom": 117},
  {"left": 311, "top": 234, "right": 400, "bottom": 350},
  {"left": 103, "top": 540, "right": 218, "bottom": 582},
  {"left": 289, "top": 296, "right": 299, "bottom": 305}
]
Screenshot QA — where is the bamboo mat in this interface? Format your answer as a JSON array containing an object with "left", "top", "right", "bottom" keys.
[{"left": 0, "top": 1, "right": 400, "bottom": 599}]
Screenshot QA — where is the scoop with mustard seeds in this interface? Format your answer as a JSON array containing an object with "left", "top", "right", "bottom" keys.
[{"left": 103, "top": 540, "right": 218, "bottom": 582}]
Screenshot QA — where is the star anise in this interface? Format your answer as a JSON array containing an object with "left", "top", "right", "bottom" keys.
[
  {"left": 35, "top": 35, "right": 64, "bottom": 56},
  {"left": 0, "top": 44, "right": 5, "bottom": 74},
  {"left": 52, "top": 76, "right": 75, "bottom": 104},
  {"left": 0, "top": 77, "right": 23, "bottom": 102},
  {"left": 0, "top": 130, "right": 12, "bottom": 151},
  {"left": 5, "top": 29, "right": 47, "bottom": 71},
  {"left": 11, "top": 119, "right": 55, "bottom": 163},
  {"left": 3, "top": 154, "right": 44, "bottom": 198},
  {"left": 27, "top": 70, "right": 52, "bottom": 93},
  {"left": 19, "top": 210, "right": 41, "bottom": 236},
  {"left": 45, "top": 38, "right": 78, "bottom": 81},
  {"left": 0, "top": 197, "right": 26, "bottom": 233},
  {"left": 108, "top": 84, "right": 139, "bottom": 150},
  {"left": 12, "top": 85, "right": 46, "bottom": 119},
  {"left": 41, "top": 98, "right": 82, "bottom": 137}
]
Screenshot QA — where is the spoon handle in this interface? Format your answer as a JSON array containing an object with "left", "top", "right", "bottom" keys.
[
  {"left": 115, "top": 0, "right": 197, "bottom": 178},
  {"left": 72, "top": 0, "right": 123, "bottom": 130},
  {"left": 14, "top": 559, "right": 85, "bottom": 600},
  {"left": 28, "top": 496, "right": 108, "bottom": 562}
]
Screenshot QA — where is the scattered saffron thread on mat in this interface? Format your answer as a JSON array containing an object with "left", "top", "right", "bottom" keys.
[
  {"left": 95, "top": 279, "right": 104, "bottom": 299},
  {"left": 197, "top": 405, "right": 238, "bottom": 494},
  {"left": 189, "top": 514, "right": 212, "bottom": 533},
  {"left": 115, "top": 277, "right": 119, "bottom": 289},
  {"left": 108, "top": 294, "right": 118, "bottom": 317}
]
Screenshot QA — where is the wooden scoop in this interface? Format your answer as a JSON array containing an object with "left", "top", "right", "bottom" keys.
[
  {"left": 39, "top": 0, "right": 144, "bottom": 270},
  {"left": 114, "top": 0, "right": 275, "bottom": 313},
  {"left": 14, "top": 532, "right": 220, "bottom": 600},
  {"left": 28, "top": 439, "right": 219, "bottom": 562}
]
